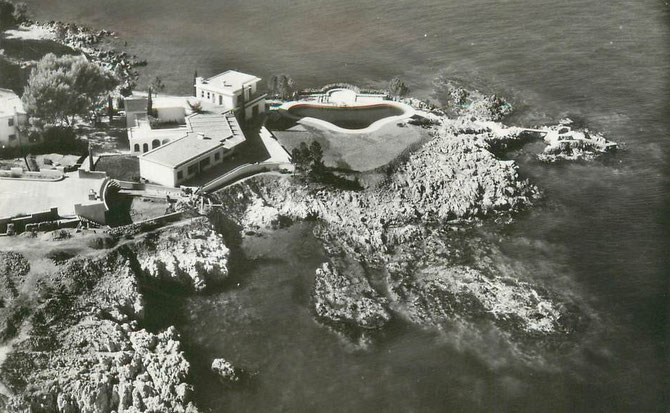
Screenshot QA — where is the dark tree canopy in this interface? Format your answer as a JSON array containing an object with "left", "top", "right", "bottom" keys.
[
  {"left": 388, "top": 77, "right": 410, "bottom": 98},
  {"left": 0, "top": 0, "right": 28, "bottom": 30},
  {"left": 291, "top": 140, "right": 323, "bottom": 173},
  {"left": 268, "top": 74, "right": 296, "bottom": 100},
  {"left": 22, "top": 53, "right": 118, "bottom": 126},
  {"left": 150, "top": 76, "right": 165, "bottom": 93}
]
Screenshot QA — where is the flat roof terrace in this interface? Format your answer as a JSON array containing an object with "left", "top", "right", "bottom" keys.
[{"left": 141, "top": 112, "right": 245, "bottom": 168}]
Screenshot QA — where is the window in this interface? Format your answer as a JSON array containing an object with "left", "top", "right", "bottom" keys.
[
  {"left": 207, "top": 92, "right": 210, "bottom": 99},
  {"left": 252, "top": 105, "right": 259, "bottom": 117},
  {"left": 8, "top": 118, "right": 14, "bottom": 127},
  {"left": 177, "top": 171, "right": 183, "bottom": 180},
  {"left": 201, "top": 91, "right": 204, "bottom": 98},
  {"left": 143, "top": 143, "right": 149, "bottom": 153},
  {"left": 152, "top": 139, "right": 160, "bottom": 149},
  {"left": 200, "top": 157, "right": 210, "bottom": 168},
  {"left": 219, "top": 95, "right": 223, "bottom": 105},
  {"left": 8, "top": 134, "right": 16, "bottom": 141},
  {"left": 187, "top": 164, "right": 198, "bottom": 175},
  {"left": 214, "top": 152, "right": 220, "bottom": 161},
  {"left": 134, "top": 144, "right": 140, "bottom": 152}
]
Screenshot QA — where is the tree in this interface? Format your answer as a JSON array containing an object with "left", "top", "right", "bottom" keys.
[
  {"left": 309, "top": 140, "right": 323, "bottom": 169},
  {"left": 22, "top": 53, "right": 118, "bottom": 126},
  {"left": 150, "top": 76, "right": 165, "bottom": 93},
  {"left": 291, "top": 142, "right": 310, "bottom": 171},
  {"left": 147, "top": 86, "right": 153, "bottom": 115},
  {"left": 0, "top": 1, "right": 16, "bottom": 30},
  {"left": 11, "top": 1, "right": 27, "bottom": 23},
  {"left": 388, "top": 77, "right": 409, "bottom": 99},
  {"left": 0, "top": 1, "right": 29, "bottom": 30},
  {"left": 268, "top": 74, "right": 295, "bottom": 100},
  {"left": 291, "top": 140, "right": 324, "bottom": 174}
]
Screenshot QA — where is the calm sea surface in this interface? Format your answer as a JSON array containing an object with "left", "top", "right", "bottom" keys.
[{"left": 25, "top": 0, "right": 670, "bottom": 411}]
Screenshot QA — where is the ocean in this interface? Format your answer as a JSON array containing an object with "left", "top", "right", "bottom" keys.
[{"left": 24, "top": 0, "right": 670, "bottom": 411}]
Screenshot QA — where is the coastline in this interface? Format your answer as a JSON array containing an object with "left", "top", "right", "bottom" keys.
[{"left": 0, "top": 9, "right": 625, "bottom": 412}]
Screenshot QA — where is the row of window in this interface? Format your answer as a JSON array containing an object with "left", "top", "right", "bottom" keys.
[
  {"left": 198, "top": 89, "right": 248, "bottom": 107},
  {"left": 175, "top": 149, "right": 226, "bottom": 182}
]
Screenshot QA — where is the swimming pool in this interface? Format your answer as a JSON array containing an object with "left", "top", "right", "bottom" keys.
[{"left": 284, "top": 103, "right": 410, "bottom": 131}]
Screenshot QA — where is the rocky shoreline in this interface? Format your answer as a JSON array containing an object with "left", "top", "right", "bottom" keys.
[
  {"left": 2, "top": 20, "right": 143, "bottom": 93},
  {"left": 0, "top": 218, "right": 228, "bottom": 412},
  {"left": 208, "top": 98, "right": 595, "bottom": 362}
]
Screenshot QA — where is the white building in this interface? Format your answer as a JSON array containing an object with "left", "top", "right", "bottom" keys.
[
  {"left": 194, "top": 70, "right": 266, "bottom": 121},
  {"left": 126, "top": 95, "right": 195, "bottom": 155},
  {"left": 0, "top": 88, "right": 28, "bottom": 149},
  {"left": 139, "top": 111, "right": 246, "bottom": 187}
]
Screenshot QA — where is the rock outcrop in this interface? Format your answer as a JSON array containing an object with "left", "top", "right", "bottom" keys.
[
  {"left": 211, "top": 358, "right": 240, "bottom": 383},
  {"left": 213, "top": 110, "right": 578, "bottom": 351},
  {"left": 0, "top": 218, "right": 236, "bottom": 412},
  {"left": 135, "top": 218, "right": 229, "bottom": 291},
  {"left": 313, "top": 262, "right": 391, "bottom": 330},
  {"left": 0, "top": 251, "right": 199, "bottom": 412}
]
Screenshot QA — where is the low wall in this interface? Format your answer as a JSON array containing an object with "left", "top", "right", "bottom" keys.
[
  {"left": 107, "top": 211, "right": 184, "bottom": 237},
  {"left": 0, "top": 168, "right": 63, "bottom": 181},
  {"left": 78, "top": 169, "right": 108, "bottom": 179},
  {"left": 0, "top": 207, "right": 60, "bottom": 234},
  {"left": 200, "top": 162, "right": 294, "bottom": 193},
  {"left": 115, "top": 180, "right": 183, "bottom": 194}
]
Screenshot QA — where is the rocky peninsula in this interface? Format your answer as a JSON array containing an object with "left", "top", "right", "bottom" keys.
[{"left": 211, "top": 96, "right": 588, "bottom": 361}]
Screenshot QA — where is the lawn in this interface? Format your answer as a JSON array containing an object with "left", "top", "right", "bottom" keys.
[
  {"left": 94, "top": 155, "right": 140, "bottom": 181},
  {"left": 272, "top": 120, "right": 432, "bottom": 172}
]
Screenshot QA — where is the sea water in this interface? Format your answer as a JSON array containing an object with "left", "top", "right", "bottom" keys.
[{"left": 25, "top": 0, "right": 670, "bottom": 410}]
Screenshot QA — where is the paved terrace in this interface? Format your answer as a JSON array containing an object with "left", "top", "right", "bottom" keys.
[{"left": 0, "top": 172, "right": 105, "bottom": 217}]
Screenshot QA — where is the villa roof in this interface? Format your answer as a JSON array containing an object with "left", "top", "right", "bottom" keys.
[
  {"left": 0, "top": 88, "right": 25, "bottom": 116},
  {"left": 140, "top": 111, "right": 245, "bottom": 168},
  {"left": 202, "top": 70, "right": 261, "bottom": 92}
]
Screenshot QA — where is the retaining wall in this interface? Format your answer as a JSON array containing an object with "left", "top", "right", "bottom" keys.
[
  {"left": 200, "top": 162, "right": 294, "bottom": 193},
  {"left": 0, "top": 207, "right": 60, "bottom": 233}
]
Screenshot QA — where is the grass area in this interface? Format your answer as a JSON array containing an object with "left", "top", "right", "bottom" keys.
[
  {"left": 94, "top": 155, "right": 139, "bottom": 181},
  {"left": 272, "top": 120, "right": 432, "bottom": 172}
]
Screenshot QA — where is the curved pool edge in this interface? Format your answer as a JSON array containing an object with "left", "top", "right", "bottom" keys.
[{"left": 278, "top": 101, "right": 416, "bottom": 134}]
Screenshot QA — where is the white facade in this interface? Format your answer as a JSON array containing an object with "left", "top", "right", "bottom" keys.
[
  {"left": 125, "top": 95, "right": 190, "bottom": 155},
  {"left": 139, "top": 145, "right": 233, "bottom": 187},
  {"left": 0, "top": 89, "right": 27, "bottom": 149},
  {"left": 194, "top": 70, "right": 266, "bottom": 120}
]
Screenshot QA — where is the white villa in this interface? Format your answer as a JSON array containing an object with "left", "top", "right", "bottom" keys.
[
  {"left": 195, "top": 70, "right": 266, "bottom": 120},
  {"left": 126, "top": 95, "right": 191, "bottom": 155},
  {"left": 0, "top": 88, "right": 27, "bottom": 149},
  {"left": 124, "top": 70, "right": 268, "bottom": 186},
  {"left": 138, "top": 109, "right": 245, "bottom": 187}
]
